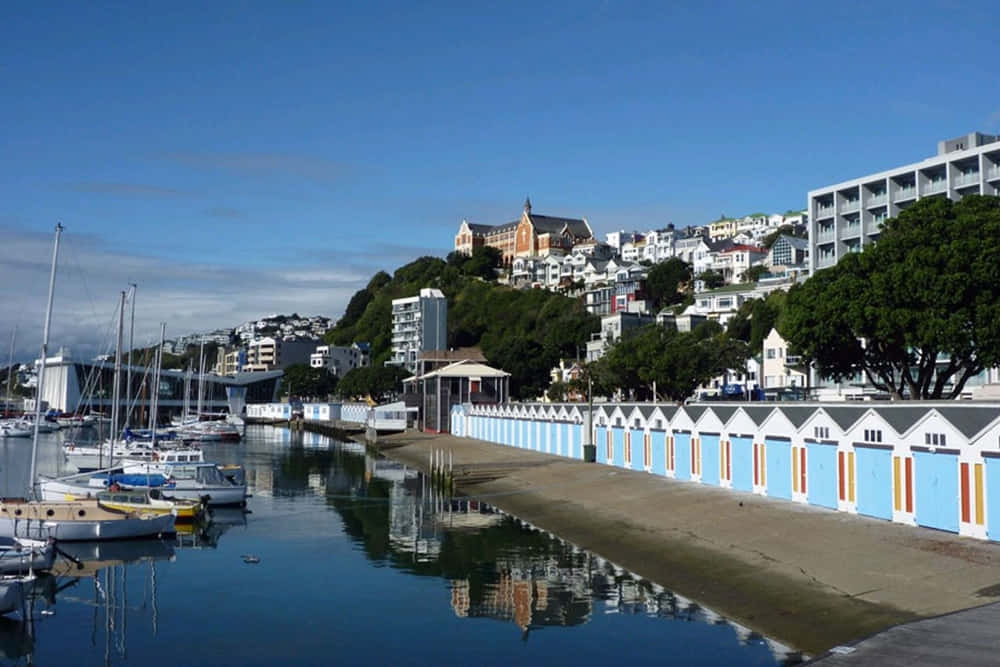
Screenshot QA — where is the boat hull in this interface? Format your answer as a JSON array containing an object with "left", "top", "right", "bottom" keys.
[{"left": 0, "top": 503, "right": 175, "bottom": 541}]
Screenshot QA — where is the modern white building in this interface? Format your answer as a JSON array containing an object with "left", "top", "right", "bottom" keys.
[
  {"left": 808, "top": 131, "right": 1000, "bottom": 273},
  {"left": 310, "top": 342, "right": 371, "bottom": 376},
  {"left": 390, "top": 288, "right": 448, "bottom": 373},
  {"left": 243, "top": 336, "right": 316, "bottom": 372}
]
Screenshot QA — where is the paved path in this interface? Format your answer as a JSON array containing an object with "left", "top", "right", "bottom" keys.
[
  {"left": 811, "top": 602, "right": 1000, "bottom": 666},
  {"left": 373, "top": 430, "right": 1000, "bottom": 657}
]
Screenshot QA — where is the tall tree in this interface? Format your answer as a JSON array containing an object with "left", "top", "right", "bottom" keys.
[
  {"left": 643, "top": 258, "right": 692, "bottom": 310},
  {"left": 781, "top": 195, "right": 1000, "bottom": 399}
]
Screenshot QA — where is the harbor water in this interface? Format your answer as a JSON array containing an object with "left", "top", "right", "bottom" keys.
[{"left": 0, "top": 425, "right": 802, "bottom": 665}]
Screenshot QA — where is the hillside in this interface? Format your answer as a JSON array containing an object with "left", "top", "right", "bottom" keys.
[{"left": 325, "top": 255, "right": 599, "bottom": 399}]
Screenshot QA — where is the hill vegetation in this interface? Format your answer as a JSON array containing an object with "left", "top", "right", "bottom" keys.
[{"left": 325, "top": 248, "right": 599, "bottom": 400}]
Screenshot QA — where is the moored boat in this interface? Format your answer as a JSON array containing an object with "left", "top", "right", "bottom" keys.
[
  {"left": 0, "top": 499, "right": 176, "bottom": 541},
  {"left": 0, "top": 538, "right": 55, "bottom": 575}
]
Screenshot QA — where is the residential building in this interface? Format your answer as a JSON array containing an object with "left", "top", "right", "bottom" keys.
[
  {"left": 761, "top": 328, "right": 809, "bottom": 396},
  {"left": 767, "top": 235, "right": 808, "bottom": 270},
  {"left": 808, "top": 131, "right": 1000, "bottom": 273},
  {"left": 310, "top": 342, "right": 371, "bottom": 377},
  {"left": 453, "top": 199, "right": 594, "bottom": 265},
  {"left": 243, "top": 336, "right": 316, "bottom": 372},
  {"left": 585, "top": 312, "right": 655, "bottom": 362},
  {"left": 390, "top": 288, "right": 448, "bottom": 373}
]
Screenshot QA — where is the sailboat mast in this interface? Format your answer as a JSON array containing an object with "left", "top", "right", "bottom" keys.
[
  {"left": 196, "top": 341, "right": 205, "bottom": 417},
  {"left": 110, "top": 290, "right": 126, "bottom": 462},
  {"left": 149, "top": 323, "right": 165, "bottom": 446},
  {"left": 4, "top": 326, "right": 14, "bottom": 418},
  {"left": 28, "top": 223, "right": 63, "bottom": 499},
  {"left": 125, "top": 283, "right": 136, "bottom": 428}
]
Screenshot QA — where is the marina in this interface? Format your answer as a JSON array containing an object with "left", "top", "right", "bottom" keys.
[{"left": 0, "top": 425, "right": 801, "bottom": 665}]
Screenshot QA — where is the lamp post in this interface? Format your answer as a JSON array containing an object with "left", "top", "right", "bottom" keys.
[{"left": 583, "top": 371, "right": 596, "bottom": 463}]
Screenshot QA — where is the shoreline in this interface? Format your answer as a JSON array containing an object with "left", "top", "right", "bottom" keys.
[{"left": 369, "top": 430, "right": 1000, "bottom": 656}]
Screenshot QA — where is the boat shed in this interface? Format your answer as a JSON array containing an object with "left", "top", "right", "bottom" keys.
[{"left": 404, "top": 360, "right": 510, "bottom": 433}]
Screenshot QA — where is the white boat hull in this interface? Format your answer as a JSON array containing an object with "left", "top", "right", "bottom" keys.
[{"left": 0, "top": 513, "right": 175, "bottom": 541}]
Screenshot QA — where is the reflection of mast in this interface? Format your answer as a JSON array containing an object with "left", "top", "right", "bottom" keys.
[{"left": 151, "top": 561, "right": 158, "bottom": 636}]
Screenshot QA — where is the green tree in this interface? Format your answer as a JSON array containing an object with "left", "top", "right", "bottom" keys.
[
  {"left": 336, "top": 365, "right": 409, "bottom": 401},
  {"left": 280, "top": 363, "right": 337, "bottom": 399},
  {"left": 593, "top": 322, "right": 748, "bottom": 402},
  {"left": 698, "top": 269, "right": 725, "bottom": 289},
  {"left": 740, "top": 265, "right": 768, "bottom": 283},
  {"left": 780, "top": 195, "right": 1000, "bottom": 399},
  {"left": 644, "top": 258, "right": 692, "bottom": 310},
  {"left": 546, "top": 380, "right": 567, "bottom": 403},
  {"left": 727, "top": 291, "right": 786, "bottom": 355}
]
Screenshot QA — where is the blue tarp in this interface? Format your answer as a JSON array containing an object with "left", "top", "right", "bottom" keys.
[{"left": 93, "top": 473, "right": 170, "bottom": 487}]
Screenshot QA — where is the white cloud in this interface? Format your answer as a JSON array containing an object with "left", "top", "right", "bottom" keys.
[{"left": 0, "top": 226, "right": 370, "bottom": 363}]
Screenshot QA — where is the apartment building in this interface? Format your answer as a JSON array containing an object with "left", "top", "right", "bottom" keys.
[
  {"left": 243, "top": 336, "right": 316, "bottom": 372},
  {"left": 390, "top": 288, "right": 448, "bottom": 373},
  {"left": 310, "top": 342, "right": 371, "bottom": 376},
  {"left": 808, "top": 131, "right": 1000, "bottom": 273}
]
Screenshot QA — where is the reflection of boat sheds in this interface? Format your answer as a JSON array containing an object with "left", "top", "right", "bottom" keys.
[
  {"left": 369, "top": 460, "right": 419, "bottom": 484},
  {"left": 53, "top": 537, "right": 176, "bottom": 576}
]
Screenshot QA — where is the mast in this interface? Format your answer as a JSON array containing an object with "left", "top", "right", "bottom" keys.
[
  {"left": 4, "top": 326, "right": 14, "bottom": 418},
  {"left": 149, "top": 323, "right": 165, "bottom": 446},
  {"left": 125, "top": 283, "right": 136, "bottom": 428},
  {"left": 109, "top": 290, "right": 126, "bottom": 464},
  {"left": 183, "top": 363, "right": 192, "bottom": 421},
  {"left": 196, "top": 341, "right": 205, "bottom": 416},
  {"left": 29, "top": 223, "right": 63, "bottom": 499}
]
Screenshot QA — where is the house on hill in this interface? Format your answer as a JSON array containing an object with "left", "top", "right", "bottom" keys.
[{"left": 453, "top": 198, "right": 594, "bottom": 266}]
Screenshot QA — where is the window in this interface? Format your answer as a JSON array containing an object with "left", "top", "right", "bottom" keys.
[
  {"left": 634, "top": 418, "right": 641, "bottom": 428},
  {"left": 863, "top": 429, "right": 883, "bottom": 443},
  {"left": 615, "top": 417, "right": 622, "bottom": 427},
  {"left": 766, "top": 349, "right": 776, "bottom": 359},
  {"left": 925, "top": 432, "right": 947, "bottom": 446},
  {"left": 814, "top": 426, "right": 829, "bottom": 439}
]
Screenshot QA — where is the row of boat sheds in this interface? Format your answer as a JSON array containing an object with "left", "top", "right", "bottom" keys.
[{"left": 450, "top": 401, "right": 1000, "bottom": 542}]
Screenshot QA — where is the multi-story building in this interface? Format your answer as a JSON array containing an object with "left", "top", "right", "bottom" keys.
[
  {"left": 584, "top": 312, "right": 655, "bottom": 362},
  {"left": 767, "top": 235, "right": 808, "bottom": 270},
  {"left": 390, "top": 288, "right": 448, "bottom": 373},
  {"left": 243, "top": 336, "right": 316, "bottom": 372},
  {"left": 453, "top": 199, "right": 594, "bottom": 266},
  {"left": 310, "top": 342, "right": 371, "bottom": 377},
  {"left": 808, "top": 131, "right": 1000, "bottom": 273}
]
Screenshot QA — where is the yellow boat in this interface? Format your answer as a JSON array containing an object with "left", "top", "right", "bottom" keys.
[{"left": 67, "top": 489, "right": 204, "bottom": 522}]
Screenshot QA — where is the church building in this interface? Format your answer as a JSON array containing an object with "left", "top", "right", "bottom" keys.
[{"left": 454, "top": 199, "right": 594, "bottom": 266}]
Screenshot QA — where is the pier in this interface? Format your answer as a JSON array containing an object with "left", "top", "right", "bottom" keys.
[{"left": 372, "top": 429, "right": 1000, "bottom": 657}]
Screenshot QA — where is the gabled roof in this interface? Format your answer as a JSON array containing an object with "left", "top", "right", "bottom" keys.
[
  {"left": 823, "top": 406, "right": 867, "bottom": 431},
  {"left": 779, "top": 406, "right": 815, "bottom": 429},
  {"left": 871, "top": 406, "right": 928, "bottom": 436},
  {"left": 415, "top": 359, "right": 509, "bottom": 380},
  {"left": 657, "top": 405, "right": 679, "bottom": 421},
  {"left": 774, "top": 235, "right": 808, "bottom": 250},
  {"left": 464, "top": 222, "right": 494, "bottom": 234},
  {"left": 684, "top": 405, "right": 708, "bottom": 422},
  {"left": 638, "top": 405, "right": 656, "bottom": 419},
  {"left": 935, "top": 406, "right": 1000, "bottom": 440},
  {"left": 741, "top": 406, "right": 775, "bottom": 425},
  {"left": 710, "top": 405, "right": 738, "bottom": 425},
  {"left": 528, "top": 213, "right": 592, "bottom": 240}
]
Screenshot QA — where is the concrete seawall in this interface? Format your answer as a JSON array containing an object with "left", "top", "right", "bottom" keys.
[{"left": 373, "top": 430, "right": 1000, "bottom": 656}]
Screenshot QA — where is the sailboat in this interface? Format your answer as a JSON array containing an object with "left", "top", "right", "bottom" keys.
[{"left": 0, "top": 224, "right": 175, "bottom": 542}]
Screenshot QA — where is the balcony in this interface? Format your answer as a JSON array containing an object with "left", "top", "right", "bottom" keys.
[
  {"left": 893, "top": 186, "right": 916, "bottom": 201},
  {"left": 839, "top": 200, "right": 860, "bottom": 213},
  {"left": 866, "top": 194, "right": 887, "bottom": 207},
  {"left": 924, "top": 179, "right": 947, "bottom": 194},
  {"left": 815, "top": 204, "right": 834, "bottom": 219},
  {"left": 953, "top": 172, "right": 980, "bottom": 187},
  {"left": 816, "top": 229, "right": 836, "bottom": 243},
  {"left": 985, "top": 166, "right": 1000, "bottom": 181}
]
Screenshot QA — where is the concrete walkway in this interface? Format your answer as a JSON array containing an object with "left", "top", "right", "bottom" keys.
[
  {"left": 373, "top": 430, "right": 1000, "bottom": 657},
  {"left": 811, "top": 602, "right": 1000, "bottom": 665}
]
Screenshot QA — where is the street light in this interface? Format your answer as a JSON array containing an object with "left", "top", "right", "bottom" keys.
[{"left": 583, "top": 371, "right": 596, "bottom": 463}]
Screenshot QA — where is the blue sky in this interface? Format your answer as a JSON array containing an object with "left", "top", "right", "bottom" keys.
[{"left": 2, "top": 1, "right": 998, "bottom": 360}]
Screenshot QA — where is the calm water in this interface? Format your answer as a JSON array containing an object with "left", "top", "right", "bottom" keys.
[{"left": 0, "top": 425, "right": 801, "bottom": 666}]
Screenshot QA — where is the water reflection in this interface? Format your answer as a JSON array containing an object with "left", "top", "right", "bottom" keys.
[{"left": 3, "top": 425, "right": 803, "bottom": 665}]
